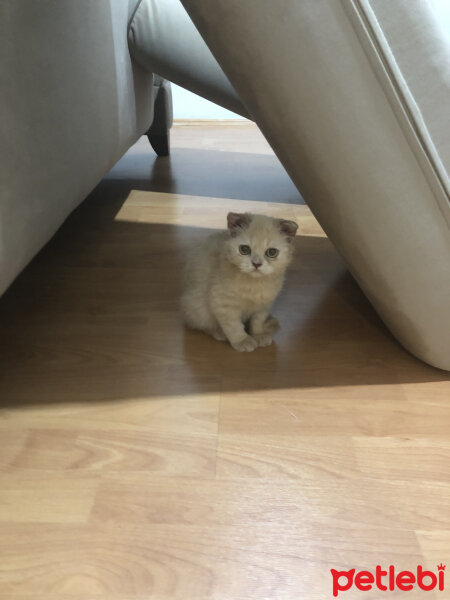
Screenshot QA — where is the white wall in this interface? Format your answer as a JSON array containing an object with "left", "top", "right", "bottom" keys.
[{"left": 172, "top": 84, "right": 245, "bottom": 119}]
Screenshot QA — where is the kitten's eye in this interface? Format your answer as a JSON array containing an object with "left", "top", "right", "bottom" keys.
[
  {"left": 266, "top": 248, "right": 279, "bottom": 258},
  {"left": 239, "top": 245, "right": 251, "bottom": 255}
]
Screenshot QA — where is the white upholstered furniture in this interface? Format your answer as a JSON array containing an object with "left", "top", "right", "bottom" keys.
[
  {"left": 2, "top": 0, "right": 448, "bottom": 370},
  {"left": 1, "top": 0, "right": 172, "bottom": 298}
]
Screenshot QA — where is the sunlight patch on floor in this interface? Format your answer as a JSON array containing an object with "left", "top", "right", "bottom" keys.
[{"left": 114, "top": 190, "right": 327, "bottom": 237}]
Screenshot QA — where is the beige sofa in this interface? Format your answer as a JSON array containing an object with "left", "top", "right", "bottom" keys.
[
  {"left": 130, "top": 0, "right": 450, "bottom": 370},
  {"left": 0, "top": 0, "right": 172, "bottom": 298}
]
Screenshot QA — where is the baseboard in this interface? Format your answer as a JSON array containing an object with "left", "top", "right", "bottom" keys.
[{"left": 173, "top": 118, "right": 252, "bottom": 126}]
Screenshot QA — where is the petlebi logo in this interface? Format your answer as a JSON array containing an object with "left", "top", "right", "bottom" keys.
[{"left": 330, "top": 564, "right": 445, "bottom": 597}]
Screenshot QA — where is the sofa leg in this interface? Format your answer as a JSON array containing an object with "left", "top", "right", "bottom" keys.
[
  {"left": 146, "top": 76, "right": 173, "bottom": 157},
  {"left": 147, "top": 131, "right": 170, "bottom": 157}
]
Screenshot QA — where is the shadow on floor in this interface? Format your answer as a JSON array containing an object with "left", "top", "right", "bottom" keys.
[
  {"left": 105, "top": 146, "right": 303, "bottom": 204},
  {"left": 0, "top": 177, "right": 446, "bottom": 408}
]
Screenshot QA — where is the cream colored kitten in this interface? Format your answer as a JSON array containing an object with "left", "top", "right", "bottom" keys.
[{"left": 181, "top": 212, "right": 298, "bottom": 352}]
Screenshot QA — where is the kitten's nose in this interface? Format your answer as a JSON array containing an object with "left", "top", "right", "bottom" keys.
[{"left": 252, "top": 261, "right": 262, "bottom": 269}]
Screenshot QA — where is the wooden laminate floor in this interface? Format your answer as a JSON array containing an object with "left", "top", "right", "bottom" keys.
[{"left": 0, "top": 122, "right": 449, "bottom": 599}]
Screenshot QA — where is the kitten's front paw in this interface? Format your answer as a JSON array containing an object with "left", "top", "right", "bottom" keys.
[
  {"left": 232, "top": 335, "right": 258, "bottom": 352},
  {"left": 263, "top": 316, "right": 280, "bottom": 334},
  {"left": 253, "top": 333, "right": 273, "bottom": 347}
]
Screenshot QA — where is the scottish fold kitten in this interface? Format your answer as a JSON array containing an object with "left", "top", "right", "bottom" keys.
[{"left": 181, "top": 212, "right": 298, "bottom": 352}]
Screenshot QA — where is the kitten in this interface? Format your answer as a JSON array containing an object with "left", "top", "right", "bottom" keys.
[{"left": 181, "top": 212, "right": 298, "bottom": 352}]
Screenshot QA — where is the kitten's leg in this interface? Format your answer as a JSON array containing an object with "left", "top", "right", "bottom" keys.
[
  {"left": 182, "top": 290, "right": 221, "bottom": 339},
  {"left": 212, "top": 328, "right": 227, "bottom": 342},
  {"left": 214, "top": 310, "right": 257, "bottom": 352},
  {"left": 249, "top": 310, "right": 275, "bottom": 347},
  {"left": 263, "top": 315, "right": 280, "bottom": 334}
]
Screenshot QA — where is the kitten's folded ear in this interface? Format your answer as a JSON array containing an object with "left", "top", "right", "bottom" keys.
[
  {"left": 279, "top": 219, "right": 298, "bottom": 240},
  {"left": 227, "top": 212, "right": 252, "bottom": 235}
]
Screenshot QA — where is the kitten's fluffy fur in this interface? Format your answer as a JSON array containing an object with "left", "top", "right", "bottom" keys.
[{"left": 181, "top": 212, "right": 298, "bottom": 352}]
